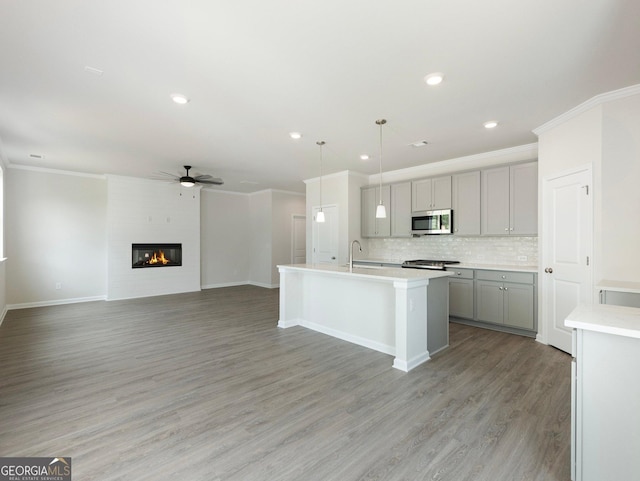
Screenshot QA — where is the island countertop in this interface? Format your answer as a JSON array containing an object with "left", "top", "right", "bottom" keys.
[
  {"left": 565, "top": 303, "right": 640, "bottom": 339},
  {"left": 278, "top": 263, "right": 452, "bottom": 283}
]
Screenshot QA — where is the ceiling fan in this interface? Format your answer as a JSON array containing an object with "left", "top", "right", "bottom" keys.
[{"left": 158, "top": 165, "right": 224, "bottom": 187}]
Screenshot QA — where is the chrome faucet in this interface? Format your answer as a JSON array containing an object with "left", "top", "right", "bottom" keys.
[{"left": 349, "top": 239, "right": 362, "bottom": 272}]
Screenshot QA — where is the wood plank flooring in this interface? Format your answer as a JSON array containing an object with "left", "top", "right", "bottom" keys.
[{"left": 0, "top": 286, "right": 571, "bottom": 480}]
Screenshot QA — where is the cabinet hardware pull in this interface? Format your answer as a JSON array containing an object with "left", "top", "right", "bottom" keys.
[{"left": 544, "top": 267, "right": 553, "bottom": 273}]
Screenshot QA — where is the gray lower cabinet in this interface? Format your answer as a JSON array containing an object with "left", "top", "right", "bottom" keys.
[
  {"left": 448, "top": 269, "right": 474, "bottom": 319},
  {"left": 476, "top": 270, "right": 535, "bottom": 330},
  {"left": 449, "top": 268, "right": 537, "bottom": 336}
]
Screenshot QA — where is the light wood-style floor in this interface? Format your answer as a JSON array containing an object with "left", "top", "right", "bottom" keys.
[{"left": 0, "top": 286, "right": 571, "bottom": 481}]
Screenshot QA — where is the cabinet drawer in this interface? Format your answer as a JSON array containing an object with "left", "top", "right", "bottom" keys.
[
  {"left": 476, "top": 270, "right": 534, "bottom": 284},
  {"left": 447, "top": 268, "right": 474, "bottom": 280}
]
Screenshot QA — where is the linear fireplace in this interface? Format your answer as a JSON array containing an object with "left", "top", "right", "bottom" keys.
[{"left": 132, "top": 243, "right": 182, "bottom": 268}]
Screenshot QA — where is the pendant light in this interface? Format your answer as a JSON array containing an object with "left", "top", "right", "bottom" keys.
[
  {"left": 316, "top": 140, "right": 326, "bottom": 223},
  {"left": 375, "top": 119, "right": 387, "bottom": 219}
]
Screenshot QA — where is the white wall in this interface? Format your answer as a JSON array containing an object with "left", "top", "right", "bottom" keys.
[
  {"left": 249, "top": 190, "right": 273, "bottom": 287},
  {"left": 601, "top": 94, "right": 640, "bottom": 281},
  {"left": 200, "top": 190, "right": 251, "bottom": 288},
  {"left": 5, "top": 168, "right": 107, "bottom": 306},
  {"left": 106, "top": 176, "right": 201, "bottom": 300}
]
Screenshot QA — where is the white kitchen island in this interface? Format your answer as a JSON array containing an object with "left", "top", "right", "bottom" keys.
[{"left": 277, "top": 264, "right": 451, "bottom": 372}]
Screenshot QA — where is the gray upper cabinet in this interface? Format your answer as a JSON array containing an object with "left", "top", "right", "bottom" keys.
[
  {"left": 510, "top": 162, "right": 538, "bottom": 235},
  {"left": 451, "top": 171, "right": 481, "bottom": 236},
  {"left": 361, "top": 185, "right": 390, "bottom": 238},
  {"left": 412, "top": 176, "right": 451, "bottom": 212},
  {"left": 390, "top": 182, "right": 412, "bottom": 237},
  {"left": 481, "top": 162, "right": 537, "bottom": 236}
]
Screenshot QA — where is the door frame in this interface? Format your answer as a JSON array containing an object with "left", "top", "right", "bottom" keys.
[
  {"left": 538, "top": 164, "right": 593, "bottom": 349},
  {"left": 290, "top": 214, "right": 306, "bottom": 264}
]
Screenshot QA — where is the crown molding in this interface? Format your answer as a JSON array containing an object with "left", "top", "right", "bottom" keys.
[
  {"left": 304, "top": 169, "right": 369, "bottom": 184},
  {"left": 533, "top": 84, "right": 640, "bottom": 135},
  {"left": 374, "top": 143, "right": 538, "bottom": 185},
  {"left": 8, "top": 162, "right": 106, "bottom": 180}
]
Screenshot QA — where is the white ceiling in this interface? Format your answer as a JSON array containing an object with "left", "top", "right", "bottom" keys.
[{"left": 1, "top": 0, "right": 639, "bottom": 193}]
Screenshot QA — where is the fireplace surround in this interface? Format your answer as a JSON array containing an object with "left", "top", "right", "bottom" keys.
[{"left": 132, "top": 243, "right": 182, "bottom": 268}]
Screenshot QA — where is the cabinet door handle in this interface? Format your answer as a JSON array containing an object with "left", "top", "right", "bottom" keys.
[
  {"left": 456, "top": 272, "right": 462, "bottom": 275},
  {"left": 544, "top": 267, "right": 553, "bottom": 273},
  {"left": 499, "top": 286, "right": 504, "bottom": 290},
  {"left": 504, "top": 227, "right": 509, "bottom": 231},
  {"left": 504, "top": 287, "right": 508, "bottom": 291},
  {"left": 501, "top": 275, "right": 506, "bottom": 279}
]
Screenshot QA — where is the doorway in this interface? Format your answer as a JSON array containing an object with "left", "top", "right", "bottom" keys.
[
  {"left": 291, "top": 215, "right": 306, "bottom": 264},
  {"left": 311, "top": 205, "right": 339, "bottom": 264},
  {"left": 541, "top": 166, "right": 592, "bottom": 354}
]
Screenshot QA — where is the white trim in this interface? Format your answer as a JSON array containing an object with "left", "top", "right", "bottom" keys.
[
  {"left": 304, "top": 170, "right": 369, "bottom": 184},
  {"left": 277, "top": 318, "right": 301, "bottom": 328},
  {"left": 201, "top": 281, "right": 250, "bottom": 290},
  {"left": 248, "top": 281, "right": 279, "bottom": 289},
  {"left": 533, "top": 84, "right": 640, "bottom": 135},
  {"left": 7, "top": 295, "right": 107, "bottom": 310},
  {"left": 393, "top": 351, "right": 431, "bottom": 372},
  {"left": 8, "top": 163, "right": 106, "bottom": 180},
  {"left": 297, "top": 319, "right": 396, "bottom": 356},
  {"left": 0, "top": 305, "right": 7, "bottom": 328},
  {"left": 378, "top": 143, "right": 539, "bottom": 185},
  {"left": 249, "top": 188, "right": 305, "bottom": 197}
]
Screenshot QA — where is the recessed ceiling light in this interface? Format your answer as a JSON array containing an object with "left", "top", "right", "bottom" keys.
[
  {"left": 29, "top": 153, "right": 45, "bottom": 159},
  {"left": 424, "top": 72, "right": 444, "bottom": 86},
  {"left": 360, "top": 154, "right": 370, "bottom": 161},
  {"left": 409, "top": 140, "right": 429, "bottom": 147},
  {"left": 289, "top": 132, "right": 302, "bottom": 140},
  {"left": 484, "top": 120, "right": 499, "bottom": 129},
  {"left": 84, "top": 66, "right": 104, "bottom": 76},
  {"left": 170, "top": 93, "right": 190, "bottom": 105}
]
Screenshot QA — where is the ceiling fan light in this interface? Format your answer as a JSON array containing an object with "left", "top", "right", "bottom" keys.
[{"left": 180, "top": 177, "right": 196, "bottom": 187}]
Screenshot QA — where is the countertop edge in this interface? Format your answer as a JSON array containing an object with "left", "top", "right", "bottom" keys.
[{"left": 565, "top": 303, "right": 640, "bottom": 339}]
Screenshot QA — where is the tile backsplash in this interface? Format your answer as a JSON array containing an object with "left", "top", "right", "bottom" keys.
[{"left": 367, "top": 236, "right": 538, "bottom": 266}]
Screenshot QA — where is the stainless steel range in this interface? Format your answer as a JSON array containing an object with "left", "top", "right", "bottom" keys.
[{"left": 401, "top": 259, "right": 460, "bottom": 270}]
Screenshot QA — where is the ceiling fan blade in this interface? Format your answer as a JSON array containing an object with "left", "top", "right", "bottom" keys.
[
  {"left": 197, "top": 178, "right": 224, "bottom": 185},
  {"left": 195, "top": 174, "right": 212, "bottom": 180},
  {"left": 157, "top": 171, "right": 179, "bottom": 179}
]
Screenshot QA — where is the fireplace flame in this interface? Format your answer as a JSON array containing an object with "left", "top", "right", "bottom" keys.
[{"left": 148, "top": 250, "right": 170, "bottom": 265}]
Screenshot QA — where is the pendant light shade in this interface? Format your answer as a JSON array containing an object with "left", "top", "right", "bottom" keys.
[
  {"left": 375, "top": 119, "right": 387, "bottom": 219},
  {"left": 316, "top": 140, "right": 326, "bottom": 223}
]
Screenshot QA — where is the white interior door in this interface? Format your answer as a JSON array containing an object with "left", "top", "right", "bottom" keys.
[
  {"left": 291, "top": 215, "right": 306, "bottom": 264},
  {"left": 312, "top": 205, "right": 339, "bottom": 264},
  {"left": 542, "top": 167, "right": 592, "bottom": 354}
]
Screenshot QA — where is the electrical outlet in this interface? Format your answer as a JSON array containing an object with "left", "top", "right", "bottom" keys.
[
  {"left": 55, "top": 282, "right": 62, "bottom": 290},
  {"left": 517, "top": 255, "right": 528, "bottom": 261}
]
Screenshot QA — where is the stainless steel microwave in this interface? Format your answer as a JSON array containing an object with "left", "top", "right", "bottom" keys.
[{"left": 411, "top": 209, "right": 453, "bottom": 235}]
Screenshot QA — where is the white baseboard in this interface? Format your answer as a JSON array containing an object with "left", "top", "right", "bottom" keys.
[
  {"left": 201, "top": 281, "right": 279, "bottom": 290},
  {"left": 278, "top": 318, "right": 301, "bottom": 328},
  {"left": 7, "top": 295, "right": 107, "bottom": 310},
  {"left": 393, "top": 351, "right": 431, "bottom": 372},
  {"left": 201, "top": 281, "right": 249, "bottom": 290},
  {"left": 248, "top": 281, "right": 279, "bottom": 289},
  {"left": 0, "top": 305, "right": 7, "bottom": 327},
  {"left": 298, "top": 319, "right": 395, "bottom": 356}
]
